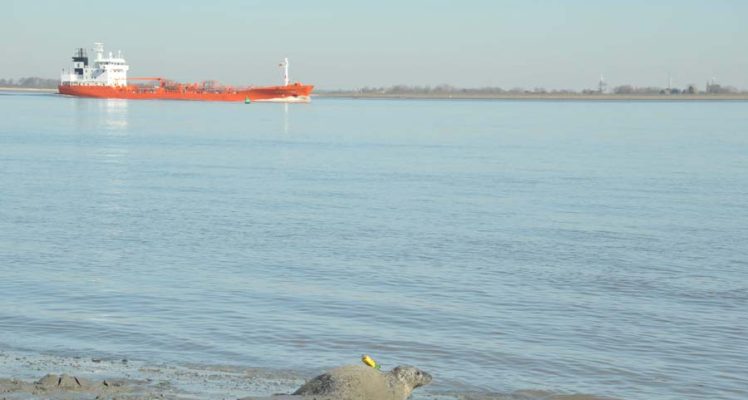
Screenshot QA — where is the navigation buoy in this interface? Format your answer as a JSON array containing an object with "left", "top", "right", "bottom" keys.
[{"left": 244, "top": 97, "right": 251, "bottom": 104}]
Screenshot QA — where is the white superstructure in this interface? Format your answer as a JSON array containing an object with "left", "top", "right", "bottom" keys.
[
  {"left": 60, "top": 43, "right": 129, "bottom": 87},
  {"left": 281, "top": 57, "right": 289, "bottom": 86}
]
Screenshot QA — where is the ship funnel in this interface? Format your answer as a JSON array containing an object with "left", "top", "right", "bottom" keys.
[{"left": 93, "top": 42, "right": 104, "bottom": 61}]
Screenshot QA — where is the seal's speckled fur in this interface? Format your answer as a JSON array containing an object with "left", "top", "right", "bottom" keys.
[{"left": 293, "top": 365, "right": 431, "bottom": 400}]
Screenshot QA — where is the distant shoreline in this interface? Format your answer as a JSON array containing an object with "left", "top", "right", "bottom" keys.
[
  {"left": 316, "top": 92, "right": 748, "bottom": 101},
  {"left": 3, "top": 88, "right": 747, "bottom": 101},
  {"left": 0, "top": 87, "right": 57, "bottom": 93}
]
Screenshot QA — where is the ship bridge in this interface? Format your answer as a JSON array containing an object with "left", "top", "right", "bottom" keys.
[{"left": 60, "top": 42, "right": 130, "bottom": 87}]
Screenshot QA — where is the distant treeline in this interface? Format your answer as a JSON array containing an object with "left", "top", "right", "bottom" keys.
[
  {"left": 611, "top": 83, "right": 741, "bottom": 95},
  {"left": 0, "top": 77, "right": 58, "bottom": 89},
  {"left": 322, "top": 83, "right": 746, "bottom": 95},
  {"left": 324, "top": 85, "right": 578, "bottom": 95}
]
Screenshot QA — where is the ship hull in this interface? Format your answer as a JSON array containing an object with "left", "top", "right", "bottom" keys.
[{"left": 58, "top": 83, "right": 313, "bottom": 102}]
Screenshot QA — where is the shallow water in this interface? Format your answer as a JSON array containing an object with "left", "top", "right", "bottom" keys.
[{"left": 1, "top": 92, "right": 747, "bottom": 400}]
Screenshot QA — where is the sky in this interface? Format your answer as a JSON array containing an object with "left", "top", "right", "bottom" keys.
[{"left": 2, "top": 0, "right": 747, "bottom": 90}]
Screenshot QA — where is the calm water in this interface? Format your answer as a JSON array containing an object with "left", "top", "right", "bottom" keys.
[{"left": 0, "top": 92, "right": 747, "bottom": 400}]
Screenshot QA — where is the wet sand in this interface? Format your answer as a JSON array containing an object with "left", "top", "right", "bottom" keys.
[
  {"left": 0, "top": 373, "right": 147, "bottom": 399},
  {"left": 0, "top": 352, "right": 304, "bottom": 400},
  {"left": 0, "top": 353, "right": 619, "bottom": 400},
  {"left": 0, "top": 374, "right": 620, "bottom": 400}
]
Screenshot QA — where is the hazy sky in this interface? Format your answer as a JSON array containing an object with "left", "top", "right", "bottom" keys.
[{"left": 2, "top": 0, "right": 747, "bottom": 90}]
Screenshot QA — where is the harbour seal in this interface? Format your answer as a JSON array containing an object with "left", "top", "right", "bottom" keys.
[{"left": 292, "top": 365, "right": 432, "bottom": 400}]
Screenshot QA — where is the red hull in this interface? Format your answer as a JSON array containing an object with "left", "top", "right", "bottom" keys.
[{"left": 58, "top": 82, "right": 313, "bottom": 102}]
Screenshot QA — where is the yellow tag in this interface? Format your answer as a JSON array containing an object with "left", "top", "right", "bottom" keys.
[{"left": 361, "top": 354, "right": 380, "bottom": 369}]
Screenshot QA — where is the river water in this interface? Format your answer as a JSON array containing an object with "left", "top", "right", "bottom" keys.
[{"left": 0, "top": 92, "right": 746, "bottom": 399}]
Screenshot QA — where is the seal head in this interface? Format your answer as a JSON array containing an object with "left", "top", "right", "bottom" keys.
[{"left": 392, "top": 365, "right": 432, "bottom": 390}]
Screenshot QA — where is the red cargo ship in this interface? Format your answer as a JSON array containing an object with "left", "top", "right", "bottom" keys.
[{"left": 58, "top": 43, "right": 313, "bottom": 102}]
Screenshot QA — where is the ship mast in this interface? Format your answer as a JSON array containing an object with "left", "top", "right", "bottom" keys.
[{"left": 283, "top": 57, "right": 289, "bottom": 86}]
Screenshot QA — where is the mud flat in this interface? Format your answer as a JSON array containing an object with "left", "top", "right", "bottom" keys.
[
  {"left": 0, "top": 351, "right": 620, "bottom": 400},
  {"left": 0, "top": 351, "right": 303, "bottom": 400}
]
